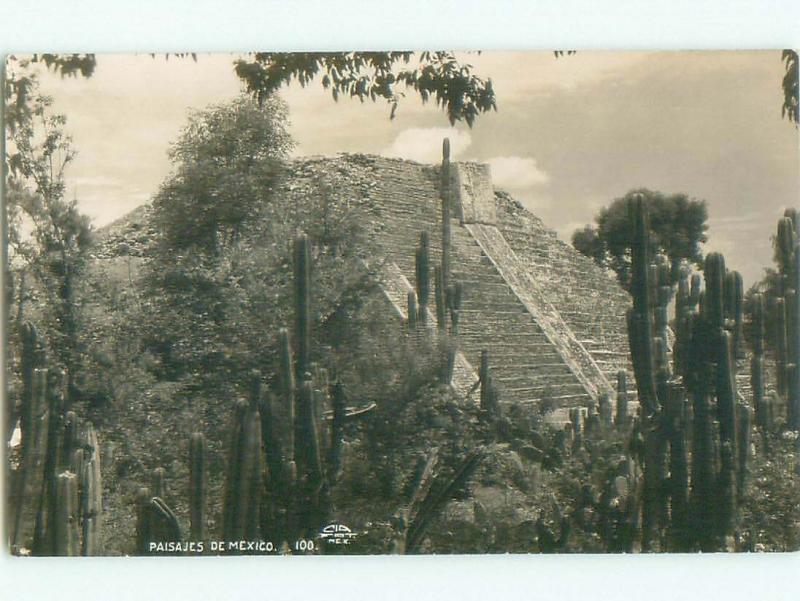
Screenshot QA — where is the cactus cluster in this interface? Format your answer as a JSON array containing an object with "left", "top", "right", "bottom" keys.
[
  {"left": 773, "top": 210, "right": 799, "bottom": 429},
  {"left": 165, "top": 234, "right": 369, "bottom": 552},
  {"left": 410, "top": 223, "right": 464, "bottom": 386},
  {"left": 625, "top": 194, "right": 752, "bottom": 551},
  {"left": 8, "top": 338, "right": 104, "bottom": 556},
  {"left": 139, "top": 229, "right": 479, "bottom": 554}
]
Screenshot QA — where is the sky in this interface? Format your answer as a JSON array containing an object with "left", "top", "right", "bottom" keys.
[{"left": 12, "top": 51, "right": 799, "bottom": 286}]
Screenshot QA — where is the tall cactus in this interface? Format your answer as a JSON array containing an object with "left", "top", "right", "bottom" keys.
[
  {"left": 136, "top": 488, "right": 181, "bottom": 555},
  {"left": 33, "top": 370, "right": 66, "bottom": 555},
  {"left": 774, "top": 212, "right": 799, "bottom": 429},
  {"left": 11, "top": 366, "right": 50, "bottom": 551},
  {"left": 440, "top": 138, "right": 452, "bottom": 295},
  {"left": 223, "top": 393, "right": 264, "bottom": 544},
  {"left": 19, "top": 322, "right": 44, "bottom": 446},
  {"left": 791, "top": 239, "right": 800, "bottom": 429},
  {"left": 715, "top": 330, "right": 738, "bottom": 541},
  {"left": 328, "top": 380, "right": 346, "bottom": 483},
  {"left": 278, "top": 328, "right": 296, "bottom": 469},
  {"left": 415, "top": 231, "right": 431, "bottom": 325},
  {"left": 295, "top": 377, "right": 326, "bottom": 535},
  {"left": 750, "top": 294, "right": 767, "bottom": 431},
  {"left": 736, "top": 403, "right": 751, "bottom": 499},
  {"left": 598, "top": 393, "right": 612, "bottom": 428},
  {"left": 294, "top": 234, "right": 312, "bottom": 382},
  {"left": 627, "top": 196, "right": 658, "bottom": 417},
  {"left": 54, "top": 472, "right": 79, "bottom": 556},
  {"left": 80, "top": 457, "right": 101, "bottom": 555},
  {"left": 615, "top": 370, "right": 629, "bottom": 430},
  {"left": 478, "top": 350, "right": 500, "bottom": 421},
  {"left": 625, "top": 196, "right": 751, "bottom": 551},
  {"left": 433, "top": 266, "right": 446, "bottom": 332},
  {"left": 664, "top": 383, "right": 689, "bottom": 549},
  {"left": 188, "top": 432, "right": 206, "bottom": 542},
  {"left": 724, "top": 270, "right": 744, "bottom": 358},
  {"left": 775, "top": 297, "right": 788, "bottom": 399},
  {"left": 407, "top": 290, "right": 418, "bottom": 331},
  {"left": 151, "top": 467, "right": 167, "bottom": 499},
  {"left": 81, "top": 422, "right": 103, "bottom": 555}
]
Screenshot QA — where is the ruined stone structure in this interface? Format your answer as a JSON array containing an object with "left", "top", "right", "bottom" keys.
[
  {"left": 95, "top": 151, "right": 636, "bottom": 417},
  {"left": 277, "top": 153, "right": 634, "bottom": 415}
]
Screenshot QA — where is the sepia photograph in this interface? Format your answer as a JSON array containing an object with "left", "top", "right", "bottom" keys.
[{"left": 3, "top": 49, "right": 799, "bottom": 558}]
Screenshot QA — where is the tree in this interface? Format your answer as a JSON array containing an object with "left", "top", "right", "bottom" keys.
[
  {"left": 571, "top": 188, "right": 708, "bottom": 291},
  {"left": 5, "top": 83, "right": 93, "bottom": 405},
  {"left": 571, "top": 224, "right": 605, "bottom": 266},
  {"left": 151, "top": 95, "right": 293, "bottom": 255},
  {"left": 143, "top": 95, "right": 374, "bottom": 392},
  {"left": 234, "top": 52, "right": 496, "bottom": 126}
]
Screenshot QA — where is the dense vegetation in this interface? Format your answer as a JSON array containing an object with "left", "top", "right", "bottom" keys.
[{"left": 5, "top": 91, "right": 800, "bottom": 555}]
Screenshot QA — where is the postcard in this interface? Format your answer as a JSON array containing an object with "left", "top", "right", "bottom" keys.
[{"left": 3, "top": 51, "right": 799, "bottom": 556}]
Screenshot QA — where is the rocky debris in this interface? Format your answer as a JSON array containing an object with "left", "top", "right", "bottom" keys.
[{"left": 91, "top": 204, "right": 158, "bottom": 260}]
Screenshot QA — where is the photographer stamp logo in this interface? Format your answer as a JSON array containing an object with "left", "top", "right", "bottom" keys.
[{"left": 319, "top": 523, "right": 357, "bottom": 545}]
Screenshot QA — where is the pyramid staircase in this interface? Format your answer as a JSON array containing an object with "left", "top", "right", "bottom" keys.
[
  {"left": 495, "top": 199, "right": 633, "bottom": 387},
  {"left": 339, "top": 156, "right": 630, "bottom": 411},
  {"left": 271, "top": 154, "right": 637, "bottom": 414}
]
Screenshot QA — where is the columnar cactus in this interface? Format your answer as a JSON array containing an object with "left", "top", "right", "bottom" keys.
[
  {"left": 80, "top": 457, "right": 101, "bottom": 555},
  {"left": 673, "top": 273, "right": 690, "bottom": 376},
  {"left": 223, "top": 394, "right": 264, "bottom": 543},
  {"left": 773, "top": 209, "right": 800, "bottom": 429},
  {"left": 295, "top": 377, "right": 327, "bottom": 535},
  {"left": 750, "top": 294, "right": 767, "bottom": 430},
  {"left": 407, "top": 290, "right": 418, "bottom": 331},
  {"left": 11, "top": 366, "right": 50, "bottom": 551},
  {"left": 569, "top": 407, "right": 583, "bottom": 451},
  {"left": 598, "top": 393, "right": 612, "bottom": 428},
  {"left": 715, "top": 330, "right": 738, "bottom": 540},
  {"left": 54, "top": 472, "right": 79, "bottom": 556},
  {"left": 775, "top": 297, "right": 788, "bottom": 398},
  {"left": 323, "top": 380, "right": 345, "bottom": 483},
  {"left": 449, "top": 281, "right": 463, "bottom": 335},
  {"left": 188, "top": 432, "right": 206, "bottom": 542},
  {"left": 81, "top": 422, "right": 103, "bottom": 555},
  {"left": 434, "top": 266, "right": 446, "bottom": 332},
  {"left": 663, "top": 383, "right": 689, "bottom": 549},
  {"left": 278, "top": 328, "right": 296, "bottom": 466},
  {"left": 440, "top": 138, "right": 452, "bottom": 295},
  {"left": 625, "top": 196, "right": 751, "bottom": 552},
  {"left": 791, "top": 239, "right": 800, "bottom": 429},
  {"left": 293, "top": 234, "right": 312, "bottom": 382},
  {"left": 654, "top": 262, "right": 671, "bottom": 345},
  {"left": 615, "top": 370, "right": 629, "bottom": 430},
  {"left": 33, "top": 370, "right": 66, "bottom": 555},
  {"left": 152, "top": 467, "right": 167, "bottom": 500},
  {"left": 774, "top": 212, "right": 799, "bottom": 429},
  {"left": 136, "top": 488, "right": 181, "bottom": 555},
  {"left": 724, "top": 270, "right": 744, "bottom": 358},
  {"left": 415, "top": 231, "right": 431, "bottom": 325},
  {"left": 736, "top": 403, "right": 752, "bottom": 499},
  {"left": 19, "top": 322, "right": 44, "bottom": 446},
  {"left": 627, "top": 196, "right": 659, "bottom": 417},
  {"left": 479, "top": 350, "right": 500, "bottom": 421}
]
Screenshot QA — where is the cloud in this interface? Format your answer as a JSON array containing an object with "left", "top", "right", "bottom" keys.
[
  {"left": 485, "top": 156, "right": 550, "bottom": 189},
  {"left": 71, "top": 175, "right": 125, "bottom": 189},
  {"left": 707, "top": 212, "right": 765, "bottom": 233},
  {"left": 381, "top": 127, "right": 471, "bottom": 164}
]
